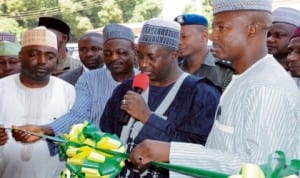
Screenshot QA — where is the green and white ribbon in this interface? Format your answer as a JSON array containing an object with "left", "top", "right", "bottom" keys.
[
  {"left": 58, "top": 121, "right": 127, "bottom": 178},
  {"left": 21, "top": 122, "right": 299, "bottom": 178}
]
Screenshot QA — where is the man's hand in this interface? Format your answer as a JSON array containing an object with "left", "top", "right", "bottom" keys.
[
  {"left": 0, "top": 126, "right": 8, "bottom": 145},
  {"left": 120, "top": 91, "right": 152, "bottom": 123},
  {"left": 11, "top": 125, "right": 54, "bottom": 143},
  {"left": 129, "top": 139, "right": 170, "bottom": 169}
]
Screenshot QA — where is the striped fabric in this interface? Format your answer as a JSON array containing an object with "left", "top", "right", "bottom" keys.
[
  {"left": 169, "top": 55, "right": 300, "bottom": 177},
  {"left": 293, "top": 77, "right": 300, "bottom": 89},
  {"left": 50, "top": 67, "right": 120, "bottom": 136}
]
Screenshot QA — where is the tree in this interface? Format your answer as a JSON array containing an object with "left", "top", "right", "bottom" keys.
[
  {"left": 129, "top": 0, "right": 162, "bottom": 22},
  {"left": 97, "top": 0, "right": 123, "bottom": 25},
  {"left": 0, "top": 0, "right": 163, "bottom": 42},
  {"left": 183, "top": 0, "right": 202, "bottom": 14},
  {"left": 202, "top": 0, "right": 213, "bottom": 31},
  {"left": 179, "top": 0, "right": 213, "bottom": 31},
  {"left": 0, "top": 17, "right": 25, "bottom": 40}
]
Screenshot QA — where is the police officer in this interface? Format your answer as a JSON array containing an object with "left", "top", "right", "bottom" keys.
[{"left": 174, "top": 13, "right": 234, "bottom": 91}]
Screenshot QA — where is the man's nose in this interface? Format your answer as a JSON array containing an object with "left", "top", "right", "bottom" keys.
[
  {"left": 4, "top": 62, "right": 13, "bottom": 71},
  {"left": 37, "top": 55, "right": 46, "bottom": 64}
]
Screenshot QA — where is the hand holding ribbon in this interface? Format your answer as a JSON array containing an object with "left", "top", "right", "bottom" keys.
[{"left": 9, "top": 122, "right": 298, "bottom": 178}]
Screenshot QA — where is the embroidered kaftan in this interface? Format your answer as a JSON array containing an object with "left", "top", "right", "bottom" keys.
[{"left": 0, "top": 74, "right": 75, "bottom": 178}]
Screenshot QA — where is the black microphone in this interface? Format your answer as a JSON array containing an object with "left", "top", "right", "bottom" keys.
[{"left": 119, "top": 73, "right": 150, "bottom": 125}]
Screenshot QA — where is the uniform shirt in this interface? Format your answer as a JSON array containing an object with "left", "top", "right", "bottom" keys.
[
  {"left": 179, "top": 50, "right": 233, "bottom": 91},
  {"left": 57, "top": 53, "right": 82, "bottom": 71},
  {"left": 169, "top": 55, "right": 300, "bottom": 177}
]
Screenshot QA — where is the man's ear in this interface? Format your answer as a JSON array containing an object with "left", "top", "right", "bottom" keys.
[
  {"left": 200, "top": 30, "right": 209, "bottom": 41},
  {"left": 171, "top": 50, "right": 179, "bottom": 62},
  {"left": 62, "top": 34, "right": 68, "bottom": 43},
  {"left": 248, "top": 23, "right": 263, "bottom": 38}
]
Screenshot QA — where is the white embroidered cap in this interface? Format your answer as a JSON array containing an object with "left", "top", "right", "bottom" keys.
[
  {"left": 21, "top": 26, "right": 57, "bottom": 50},
  {"left": 138, "top": 18, "right": 181, "bottom": 50},
  {"left": 272, "top": 7, "right": 300, "bottom": 27},
  {"left": 213, "top": 0, "right": 273, "bottom": 15},
  {"left": 0, "top": 41, "right": 21, "bottom": 56}
]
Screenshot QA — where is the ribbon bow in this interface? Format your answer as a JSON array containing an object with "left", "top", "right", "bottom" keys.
[{"left": 58, "top": 121, "right": 127, "bottom": 178}]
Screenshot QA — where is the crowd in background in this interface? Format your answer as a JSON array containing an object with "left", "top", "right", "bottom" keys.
[{"left": 0, "top": 0, "right": 299, "bottom": 177}]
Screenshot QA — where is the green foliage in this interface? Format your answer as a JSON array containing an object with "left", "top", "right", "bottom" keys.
[
  {"left": 179, "top": 0, "right": 213, "bottom": 32},
  {"left": 129, "top": 0, "right": 162, "bottom": 22},
  {"left": 202, "top": 0, "right": 213, "bottom": 31},
  {"left": 0, "top": 0, "right": 163, "bottom": 42},
  {"left": 183, "top": 0, "right": 202, "bottom": 14},
  {"left": 97, "top": 0, "right": 123, "bottom": 25},
  {"left": 0, "top": 17, "right": 26, "bottom": 40}
]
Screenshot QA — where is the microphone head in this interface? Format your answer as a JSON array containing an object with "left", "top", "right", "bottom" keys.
[{"left": 132, "top": 73, "right": 150, "bottom": 92}]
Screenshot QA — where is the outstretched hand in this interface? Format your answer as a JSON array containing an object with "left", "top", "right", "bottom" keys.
[
  {"left": 11, "top": 125, "right": 53, "bottom": 143},
  {"left": 0, "top": 126, "right": 8, "bottom": 145},
  {"left": 129, "top": 139, "right": 171, "bottom": 169}
]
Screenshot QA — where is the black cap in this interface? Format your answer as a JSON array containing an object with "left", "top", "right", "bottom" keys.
[{"left": 38, "top": 17, "right": 70, "bottom": 41}]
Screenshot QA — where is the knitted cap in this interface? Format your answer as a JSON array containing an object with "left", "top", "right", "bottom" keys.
[
  {"left": 290, "top": 26, "right": 300, "bottom": 40},
  {"left": 0, "top": 41, "right": 21, "bottom": 56},
  {"left": 272, "top": 7, "right": 300, "bottom": 27},
  {"left": 0, "top": 32, "right": 16, "bottom": 42},
  {"left": 213, "top": 0, "right": 273, "bottom": 15},
  {"left": 103, "top": 23, "right": 135, "bottom": 43},
  {"left": 22, "top": 26, "right": 57, "bottom": 50},
  {"left": 138, "top": 18, "right": 181, "bottom": 50},
  {"left": 38, "top": 17, "right": 70, "bottom": 40},
  {"left": 174, "top": 14, "right": 208, "bottom": 27}
]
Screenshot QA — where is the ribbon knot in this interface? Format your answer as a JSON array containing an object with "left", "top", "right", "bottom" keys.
[{"left": 59, "top": 121, "right": 126, "bottom": 178}]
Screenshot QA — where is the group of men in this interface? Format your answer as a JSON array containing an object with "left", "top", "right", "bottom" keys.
[
  {"left": 0, "top": 0, "right": 299, "bottom": 178},
  {"left": 129, "top": 2, "right": 300, "bottom": 177},
  {"left": 267, "top": 7, "right": 300, "bottom": 88},
  {"left": 0, "top": 26, "right": 75, "bottom": 178}
]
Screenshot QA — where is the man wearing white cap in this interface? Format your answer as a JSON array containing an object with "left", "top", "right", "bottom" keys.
[
  {"left": 129, "top": 0, "right": 299, "bottom": 177},
  {"left": 0, "top": 27, "right": 75, "bottom": 178},
  {"left": 267, "top": 7, "right": 300, "bottom": 69},
  {"left": 100, "top": 18, "right": 220, "bottom": 177},
  {"left": 9, "top": 23, "right": 137, "bottom": 157},
  {"left": 0, "top": 41, "right": 21, "bottom": 78}
]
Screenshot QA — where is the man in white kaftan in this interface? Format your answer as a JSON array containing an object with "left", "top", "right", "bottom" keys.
[
  {"left": 0, "top": 26, "right": 75, "bottom": 178},
  {"left": 0, "top": 74, "right": 75, "bottom": 178},
  {"left": 169, "top": 55, "right": 300, "bottom": 176}
]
